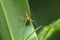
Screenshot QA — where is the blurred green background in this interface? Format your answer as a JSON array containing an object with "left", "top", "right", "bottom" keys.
[
  {"left": 28, "top": 0, "right": 60, "bottom": 34},
  {"left": 28, "top": 0, "right": 60, "bottom": 26}
]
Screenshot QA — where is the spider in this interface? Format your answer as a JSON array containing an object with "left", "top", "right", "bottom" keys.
[{"left": 25, "top": 13, "right": 31, "bottom": 25}]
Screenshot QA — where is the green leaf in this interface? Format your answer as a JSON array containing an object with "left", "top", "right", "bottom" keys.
[
  {"left": 0, "top": 0, "right": 37, "bottom": 40},
  {"left": 37, "top": 19, "right": 60, "bottom": 40}
]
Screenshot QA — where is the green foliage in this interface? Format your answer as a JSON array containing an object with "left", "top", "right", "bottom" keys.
[
  {"left": 0, "top": 0, "right": 37, "bottom": 40},
  {"left": 32, "top": 19, "right": 60, "bottom": 40},
  {"left": 0, "top": 0, "right": 60, "bottom": 40}
]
